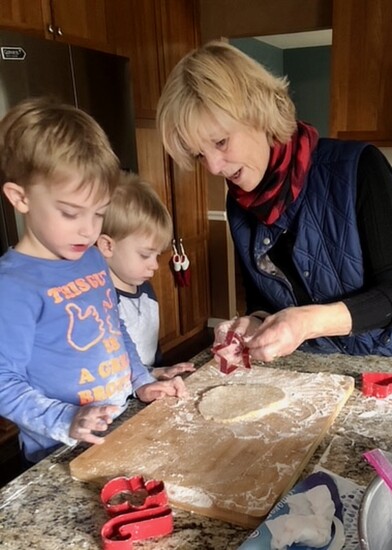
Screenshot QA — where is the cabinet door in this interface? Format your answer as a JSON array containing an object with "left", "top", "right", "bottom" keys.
[
  {"left": 159, "top": 0, "right": 209, "bottom": 335},
  {"left": 115, "top": 0, "right": 200, "bottom": 119},
  {"left": 49, "top": 0, "right": 115, "bottom": 53},
  {"left": 158, "top": 0, "right": 199, "bottom": 80},
  {"left": 330, "top": 0, "right": 392, "bottom": 143},
  {"left": 135, "top": 126, "right": 209, "bottom": 349},
  {"left": 129, "top": 0, "right": 209, "bottom": 351},
  {"left": 0, "top": 0, "right": 46, "bottom": 37},
  {"left": 110, "top": 0, "right": 162, "bottom": 119},
  {"left": 135, "top": 125, "right": 182, "bottom": 349},
  {"left": 171, "top": 163, "right": 210, "bottom": 335}
]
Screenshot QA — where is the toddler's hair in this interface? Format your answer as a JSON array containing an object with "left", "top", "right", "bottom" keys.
[
  {"left": 0, "top": 96, "right": 120, "bottom": 199},
  {"left": 102, "top": 171, "right": 173, "bottom": 249}
]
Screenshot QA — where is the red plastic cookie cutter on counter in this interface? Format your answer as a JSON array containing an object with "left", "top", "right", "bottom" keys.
[
  {"left": 100, "top": 475, "right": 173, "bottom": 549},
  {"left": 362, "top": 372, "right": 392, "bottom": 398},
  {"left": 101, "top": 476, "right": 168, "bottom": 515},
  {"left": 212, "top": 330, "right": 251, "bottom": 374}
]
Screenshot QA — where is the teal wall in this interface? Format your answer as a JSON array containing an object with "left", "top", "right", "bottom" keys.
[
  {"left": 284, "top": 46, "right": 330, "bottom": 137},
  {"left": 230, "top": 37, "right": 331, "bottom": 137},
  {"left": 230, "top": 37, "right": 283, "bottom": 77}
]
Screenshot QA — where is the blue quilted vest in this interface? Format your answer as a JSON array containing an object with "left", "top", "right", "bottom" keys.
[{"left": 227, "top": 138, "right": 392, "bottom": 356}]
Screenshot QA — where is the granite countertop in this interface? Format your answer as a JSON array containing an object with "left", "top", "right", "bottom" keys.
[{"left": 1, "top": 349, "right": 392, "bottom": 549}]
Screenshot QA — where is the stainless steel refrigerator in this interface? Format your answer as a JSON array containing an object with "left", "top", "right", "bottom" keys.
[{"left": 0, "top": 29, "right": 137, "bottom": 254}]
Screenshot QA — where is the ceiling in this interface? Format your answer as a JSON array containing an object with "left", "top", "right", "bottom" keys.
[{"left": 255, "top": 29, "right": 332, "bottom": 49}]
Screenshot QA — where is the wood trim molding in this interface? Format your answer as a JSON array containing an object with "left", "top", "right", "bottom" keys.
[{"left": 199, "top": 0, "right": 332, "bottom": 42}]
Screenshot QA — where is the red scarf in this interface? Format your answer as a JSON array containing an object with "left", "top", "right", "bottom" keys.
[{"left": 227, "top": 121, "right": 319, "bottom": 225}]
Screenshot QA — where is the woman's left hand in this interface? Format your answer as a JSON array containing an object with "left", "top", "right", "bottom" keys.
[
  {"left": 246, "top": 307, "right": 309, "bottom": 362},
  {"left": 246, "top": 303, "right": 352, "bottom": 362}
]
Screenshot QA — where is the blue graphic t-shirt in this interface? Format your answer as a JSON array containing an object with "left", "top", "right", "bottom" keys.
[{"left": 0, "top": 247, "right": 154, "bottom": 462}]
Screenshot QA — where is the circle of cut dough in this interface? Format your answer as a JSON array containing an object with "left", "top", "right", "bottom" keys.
[{"left": 198, "top": 383, "right": 286, "bottom": 423}]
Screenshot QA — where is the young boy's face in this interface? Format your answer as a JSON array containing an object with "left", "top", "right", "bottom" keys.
[
  {"left": 19, "top": 176, "right": 110, "bottom": 260},
  {"left": 104, "top": 232, "right": 162, "bottom": 292}
]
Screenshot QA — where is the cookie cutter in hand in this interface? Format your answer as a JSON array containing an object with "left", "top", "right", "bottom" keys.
[
  {"left": 100, "top": 475, "right": 173, "bottom": 549},
  {"left": 212, "top": 330, "right": 251, "bottom": 374},
  {"left": 362, "top": 372, "right": 392, "bottom": 398}
]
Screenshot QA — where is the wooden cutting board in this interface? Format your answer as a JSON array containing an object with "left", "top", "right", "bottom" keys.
[{"left": 70, "top": 361, "right": 354, "bottom": 528}]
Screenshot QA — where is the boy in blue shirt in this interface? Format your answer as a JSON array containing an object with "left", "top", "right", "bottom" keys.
[
  {"left": 0, "top": 98, "right": 186, "bottom": 464},
  {"left": 97, "top": 171, "right": 195, "bottom": 379}
]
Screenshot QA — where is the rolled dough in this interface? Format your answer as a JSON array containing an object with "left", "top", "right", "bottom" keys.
[{"left": 198, "top": 383, "right": 286, "bottom": 423}]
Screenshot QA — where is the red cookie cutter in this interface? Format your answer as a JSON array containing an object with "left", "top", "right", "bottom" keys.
[
  {"left": 101, "top": 476, "right": 167, "bottom": 516},
  {"left": 100, "top": 476, "right": 173, "bottom": 549},
  {"left": 362, "top": 372, "right": 392, "bottom": 398},
  {"left": 212, "top": 330, "right": 251, "bottom": 374}
]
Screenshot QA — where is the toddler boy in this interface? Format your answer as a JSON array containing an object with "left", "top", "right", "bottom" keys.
[{"left": 97, "top": 171, "right": 195, "bottom": 379}]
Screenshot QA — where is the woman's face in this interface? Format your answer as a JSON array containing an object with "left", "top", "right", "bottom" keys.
[{"left": 193, "top": 118, "right": 271, "bottom": 192}]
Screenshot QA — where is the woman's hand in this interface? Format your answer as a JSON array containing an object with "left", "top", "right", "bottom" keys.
[
  {"left": 69, "top": 404, "right": 119, "bottom": 444},
  {"left": 246, "top": 303, "right": 352, "bottom": 362},
  {"left": 136, "top": 376, "right": 188, "bottom": 402},
  {"left": 214, "top": 313, "right": 268, "bottom": 345},
  {"left": 214, "top": 303, "right": 352, "bottom": 362},
  {"left": 246, "top": 307, "right": 310, "bottom": 361}
]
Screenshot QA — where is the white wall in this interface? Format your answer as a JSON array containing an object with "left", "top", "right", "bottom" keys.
[{"left": 379, "top": 147, "right": 392, "bottom": 166}]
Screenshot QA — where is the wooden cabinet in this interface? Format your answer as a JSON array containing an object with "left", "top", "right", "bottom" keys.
[
  {"left": 0, "top": 0, "right": 46, "bottom": 37},
  {"left": 116, "top": 0, "right": 210, "bottom": 352},
  {"left": 0, "top": 0, "right": 115, "bottom": 53},
  {"left": 135, "top": 125, "right": 181, "bottom": 348},
  {"left": 110, "top": 0, "right": 163, "bottom": 119},
  {"left": 171, "top": 163, "right": 210, "bottom": 339},
  {"left": 330, "top": 0, "right": 392, "bottom": 144},
  {"left": 136, "top": 126, "right": 209, "bottom": 352},
  {"left": 158, "top": 0, "right": 209, "bottom": 349},
  {"left": 111, "top": 0, "right": 201, "bottom": 119},
  {"left": 0, "top": 417, "right": 22, "bottom": 487},
  {"left": 42, "top": 0, "right": 115, "bottom": 53}
]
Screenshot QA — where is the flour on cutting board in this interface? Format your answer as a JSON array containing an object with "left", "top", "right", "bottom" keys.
[
  {"left": 198, "top": 383, "right": 287, "bottom": 423},
  {"left": 166, "top": 484, "right": 213, "bottom": 508},
  {"left": 70, "top": 361, "right": 354, "bottom": 527}
]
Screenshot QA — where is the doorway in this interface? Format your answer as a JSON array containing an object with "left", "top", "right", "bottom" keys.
[{"left": 230, "top": 29, "right": 332, "bottom": 137}]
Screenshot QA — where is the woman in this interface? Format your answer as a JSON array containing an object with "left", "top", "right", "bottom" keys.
[{"left": 157, "top": 40, "right": 392, "bottom": 361}]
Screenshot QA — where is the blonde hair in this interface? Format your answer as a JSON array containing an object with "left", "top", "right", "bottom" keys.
[
  {"left": 157, "top": 40, "right": 297, "bottom": 170},
  {"left": 102, "top": 171, "right": 173, "bottom": 249},
  {"left": 0, "top": 96, "right": 120, "bottom": 199}
]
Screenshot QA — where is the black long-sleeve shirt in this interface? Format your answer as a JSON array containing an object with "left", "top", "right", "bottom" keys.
[{"left": 267, "top": 145, "right": 392, "bottom": 333}]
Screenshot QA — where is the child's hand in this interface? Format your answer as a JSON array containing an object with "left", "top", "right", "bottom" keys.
[
  {"left": 136, "top": 376, "right": 188, "bottom": 402},
  {"left": 69, "top": 404, "right": 119, "bottom": 444},
  {"left": 152, "top": 362, "right": 195, "bottom": 380}
]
